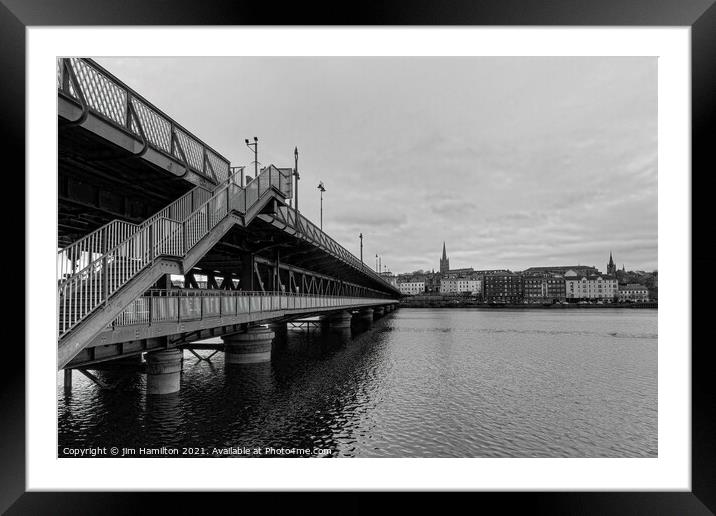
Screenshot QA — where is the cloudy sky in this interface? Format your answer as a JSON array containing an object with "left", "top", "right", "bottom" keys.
[{"left": 96, "top": 57, "right": 657, "bottom": 274}]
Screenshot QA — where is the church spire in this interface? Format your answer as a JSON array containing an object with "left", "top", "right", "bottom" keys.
[
  {"left": 440, "top": 242, "right": 450, "bottom": 274},
  {"left": 607, "top": 251, "right": 616, "bottom": 275}
]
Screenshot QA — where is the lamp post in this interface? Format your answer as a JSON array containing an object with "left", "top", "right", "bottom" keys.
[
  {"left": 245, "top": 136, "right": 258, "bottom": 180},
  {"left": 294, "top": 147, "right": 300, "bottom": 218},
  {"left": 317, "top": 181, "right": 326, "bottom": 230},
  {"left": 359, "top": 233, "right": 363, "bottom": 266}
]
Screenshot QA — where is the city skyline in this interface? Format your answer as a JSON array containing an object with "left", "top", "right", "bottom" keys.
[
  {"left": 95, "top": 56, "right": 658, "bottom": 272},
  {"left": 393, "top": 243, "right": 652, "bottom": 276}
]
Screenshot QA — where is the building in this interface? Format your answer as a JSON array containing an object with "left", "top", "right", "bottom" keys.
[
  {"left": 398, "top": 280, "right": 425, "bottom": 296},
  {"left": 618, "top": 284, "right": 650, "bottom": 302},
  {"left": 440, "top": 276, "right": 482, "bottom": 295},
  {"left": 565, "top": 273, "right": 618, "bottom": 301},
  {"left": 379, "top": 271, "right": 398, "bottom": 287},
  {"left": 424, "top": 270, "right": 441, "bottom": 293},
  {"left": 607, "top": 252, "right": 617, "bottom": 276},
  {"left": 523, "top": 265, "right": 599, "bottom": 276},
  {"left": 522, "top": 274, "right": 566, "bottom": 303},
  {"left": 474, "top": 269, "right": 511, "bottom": 276},
  {"left": 439, "top": 242, "right": 450, "bottom": 274},
  {"left": 443, "top": 267, "right": 475, "bottom": 278},
  {"left": 483, "top": 273, "right": 523, "bottom": 303}
]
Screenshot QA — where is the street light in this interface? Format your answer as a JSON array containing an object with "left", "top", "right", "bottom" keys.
[
  {"left": 359, "top": 233, "right": 363, "bottom": 266},
  {"left": 317, "top": 181, "right": 326, "bottom": 230},
  {"left": 245, "top": 136, "right": 258, "bottom": 180},
  {"left": 293, "top": 147, "right": 300, "bottom": 215}
]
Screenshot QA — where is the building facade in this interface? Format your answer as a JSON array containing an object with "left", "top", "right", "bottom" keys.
[
  {"left": 483, "top": 273, "right": 523, "bottom": 303},
  {"left": 398, "top": 281, "right": 425, "bottom": 296},
  {"left": 618, "top": 284, "right": 650, "bottom": 302},
  {"left": 440, "top": 277, "right": 482, "bottom": 295},
  {"left": 565, "top": 273, "right": 618, "bottom": 301},
  {"left": 522, "top": 275, "right": 566, "bottom": 303}
]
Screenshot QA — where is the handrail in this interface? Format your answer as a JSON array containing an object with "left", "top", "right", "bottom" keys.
[
  {"left": 57, "top": 58, "right": 231, "bottom": 184},
  {"left": 141, "top": 288, "right": 394, "bottom": 299},
  {"left": 58, "top": 166, "right": 288, "bottom": 338},
  {"left": 111, "top": 290, "right": 395, "bottom": 329},
  {"left": 58, "top": 167, "right": 244, "bottom": 286},
  {"left": 274, "top": 206, "right": 399, "bottom": 294}
]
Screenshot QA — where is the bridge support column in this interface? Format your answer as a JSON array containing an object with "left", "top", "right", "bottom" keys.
[
  {"left": 269, "top": 321, "right": 288, "bottom": 342},
  {"left": 63, "top": 368, "right": 72, "bottom": 392},
  {"left": 354, "top": 308, "right": 374, "bottom": 326},
  {"left": 321, "top": 311, "right": 352, "bottom": 338},
  {"left": 146, "top": 349, "right": 183, "bottom": 395},
  {"left": 223, "top": 325, "right": 274, "bottom": 364},
  {"left": 373, "top": 306, "right": 385, "bottom": 320}
]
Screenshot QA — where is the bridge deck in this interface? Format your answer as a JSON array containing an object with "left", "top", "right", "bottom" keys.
[{"left": 68, "top": 289, "right": 394, "bottom": 368}]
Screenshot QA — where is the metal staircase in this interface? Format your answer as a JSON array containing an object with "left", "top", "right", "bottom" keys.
[{"left": 57, "top": 165, "right": 293, "bottom": 367}]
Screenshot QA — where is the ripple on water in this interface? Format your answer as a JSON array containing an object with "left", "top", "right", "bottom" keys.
[{"left": 59, "top": 309, "right": 657, "bottom": 457}]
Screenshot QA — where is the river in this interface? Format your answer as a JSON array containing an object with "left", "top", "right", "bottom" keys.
[{"left": 58, "top": 308, "right": 657, "bottom": 458}]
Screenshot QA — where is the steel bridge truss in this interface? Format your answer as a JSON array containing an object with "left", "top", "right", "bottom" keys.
[
  {"left": 57, "top": 57, "right": 231, "bottom": 186},
  {"left": 69, "top": 289, "right": 394, "bottom": 368}
]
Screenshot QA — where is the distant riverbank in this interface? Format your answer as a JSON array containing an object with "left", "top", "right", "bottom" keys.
[{"left": 400, "top": 301, "right": 657, "bottom": 309}]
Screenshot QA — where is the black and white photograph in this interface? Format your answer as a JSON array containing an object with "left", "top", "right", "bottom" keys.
[
  {"left": 56, "top": 55, "right": 659, "bottom": 459},
  {"left": 2, "top": 0, "right": 709, "bottom": 507}
]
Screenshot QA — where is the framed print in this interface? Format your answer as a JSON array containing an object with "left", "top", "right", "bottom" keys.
[{"left": 5, "top": 0, "right": 715, "bottom": 513}]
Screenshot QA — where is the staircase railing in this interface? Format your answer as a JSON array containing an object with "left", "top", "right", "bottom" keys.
[
  {"left": 57, "top": 184, "right": 214, "bottom": 283},
  {"left": 58, "top": 165, "right": 291, "bottom": 337}
]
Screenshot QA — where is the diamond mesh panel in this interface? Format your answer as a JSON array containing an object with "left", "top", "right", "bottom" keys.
[
  {"left": 70, "top": 58, "right": 127, "bottom": 126},
  {"left": 131, "top": 98, "right": 172, "bottom": 153}
]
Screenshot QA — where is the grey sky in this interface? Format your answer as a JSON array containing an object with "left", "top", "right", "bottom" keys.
[{"left": 96, "top": 57, "right": 657, "bottom": 274}]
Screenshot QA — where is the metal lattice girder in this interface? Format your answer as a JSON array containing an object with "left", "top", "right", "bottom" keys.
[
  {"left": 58, "top": 58, "right": 231, "bottom": 184},
  {"left": 258, "top": 206, "right": 400, "bottom": 297}
]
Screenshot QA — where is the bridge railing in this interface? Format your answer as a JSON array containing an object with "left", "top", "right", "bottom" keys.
[
  {"left": 273, "top": 206, "right": 400, "bottom": 294},
  {"left": 57, "top": 58, "right": 231, "bottom": 184},
  {"left": 111, "top": 289, "right": 393, "bottom": 328},
  {"left": 58, "top": 166, "right": 291, "bottom": 337},
  {"left": 57, "top": 181, "right": 217, "bottom": 282}
]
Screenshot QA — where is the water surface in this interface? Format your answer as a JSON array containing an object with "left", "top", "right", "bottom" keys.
[{"left": 58, "top": 308, "right": 658, "bottom": 457}]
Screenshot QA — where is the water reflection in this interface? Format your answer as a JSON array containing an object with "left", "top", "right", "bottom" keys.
[{"left": 58, "top": 309, "right": 658, "bottom": 457}]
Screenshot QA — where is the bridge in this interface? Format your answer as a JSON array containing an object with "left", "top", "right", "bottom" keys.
[{"left": 57, "top": 58, "right": 401, "bottom": 394}]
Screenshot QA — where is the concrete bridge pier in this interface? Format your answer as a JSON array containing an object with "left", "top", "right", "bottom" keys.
[
  {"left": 223, "top": 325, "right": 275, "bottom": 364},
  {"left": 373, "top": 306, "right": 385, "bottom": 320},
  {"left": 146, "top": 348, "right": 183, "bottom": 395},
  {"left": 269, "top": 321, "right": 289, "bottom": 345},
  {"left": 354, "top": 307, "right": 374, "bottom": 327},
  {"left": 321, "top": 311, "right": 352, "bottom": 339}
]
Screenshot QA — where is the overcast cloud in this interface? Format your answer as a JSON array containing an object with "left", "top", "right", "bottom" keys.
[{"left": 96, "top": 57, "right": 657, "bottom": 273}]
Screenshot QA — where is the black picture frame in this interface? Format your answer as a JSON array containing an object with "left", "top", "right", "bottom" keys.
[{"left": 4, "top": 0, "right": 714, "bottom": 513}]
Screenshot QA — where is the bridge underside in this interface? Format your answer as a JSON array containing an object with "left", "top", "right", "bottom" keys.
[{"left": 58, "top": 140, "right": 193, "bottom": 248}]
